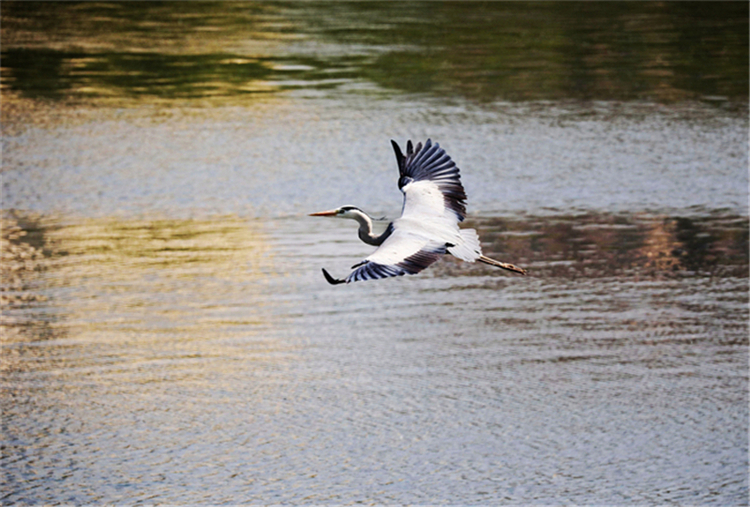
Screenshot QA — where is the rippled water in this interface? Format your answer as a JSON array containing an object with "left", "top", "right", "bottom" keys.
[{"left": 2, "top": 2, "right": 748, "bottom": 504}]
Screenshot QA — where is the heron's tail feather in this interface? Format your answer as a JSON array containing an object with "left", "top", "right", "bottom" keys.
[
  {"left": 447, "top": 228, "right": 482, "bottom": 262},
  {"left": 478, "top": 255, "right": 527, "bottom": 275}
]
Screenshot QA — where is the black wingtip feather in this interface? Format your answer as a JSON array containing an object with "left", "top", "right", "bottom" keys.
[
  {"left": 391, "top": 140, "right": 405, "bottom": 173},
  {"left": 322, "top": 268, "right": 346, "bottom": 285}
]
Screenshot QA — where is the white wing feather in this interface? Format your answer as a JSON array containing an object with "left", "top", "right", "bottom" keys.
[
  {"left": 366, "top": 227, "right": 431, "bottom": 266},
  {"left": 335, "top": 139, "right": 481, "bottom": 283}
]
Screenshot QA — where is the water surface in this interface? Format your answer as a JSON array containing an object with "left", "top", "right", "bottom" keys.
[
  {"left": 1, "top": 2, "right": 748, "bottom": 504},
  {"left": 2, "top": 2, "right": 748, "bottom": 104}
]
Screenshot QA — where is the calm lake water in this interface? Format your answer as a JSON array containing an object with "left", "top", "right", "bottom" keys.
[{"left": 2, "top": 2, "right": 748, "bottom": 504}]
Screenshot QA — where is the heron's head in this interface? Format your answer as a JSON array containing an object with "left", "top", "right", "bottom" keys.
[{"left": 309, "top": 205, "right": 364, "bottom": 220}]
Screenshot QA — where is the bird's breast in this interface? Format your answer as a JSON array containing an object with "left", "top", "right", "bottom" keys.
[{"left": 393, "top": 216, "right": 461, "bottom": 245}]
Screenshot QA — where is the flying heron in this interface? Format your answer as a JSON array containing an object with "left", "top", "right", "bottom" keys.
[{"left": 310, "top": 139, "right": 527, "bottom": 284}]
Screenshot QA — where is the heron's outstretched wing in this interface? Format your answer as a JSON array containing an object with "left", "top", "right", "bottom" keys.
[
  {"left": 323, "top": 228, "right": 446, "bottom": 284},
  {"left": 391, "top": 138, "right": 467, "bottom": 222}
]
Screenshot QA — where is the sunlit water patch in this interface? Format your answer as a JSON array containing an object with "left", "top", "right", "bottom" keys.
[{"left": 2, "top": 99, "right": 747, "bottom": 220}]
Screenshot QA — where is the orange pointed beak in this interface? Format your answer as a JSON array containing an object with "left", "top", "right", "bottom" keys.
[{"left": 309, "top": 209, "right": 338, "bottom": 217}]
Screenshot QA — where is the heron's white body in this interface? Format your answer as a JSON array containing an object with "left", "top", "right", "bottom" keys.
[{"left": 372, "top": 179, "right": 481, "bottom": 264}]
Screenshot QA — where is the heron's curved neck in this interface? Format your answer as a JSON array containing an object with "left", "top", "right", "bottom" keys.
[{"left": 350, "top": 210, "right": 391, "bottom": 246}]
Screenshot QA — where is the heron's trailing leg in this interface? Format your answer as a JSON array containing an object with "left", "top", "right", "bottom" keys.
[
  {"left": 478, "top": 255, "right": 527, "bottom": 275},
  {"left": 322, "top": 268, "right": 346, "bottom": 285}
]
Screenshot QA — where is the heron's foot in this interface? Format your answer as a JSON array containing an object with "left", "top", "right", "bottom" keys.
[{"left": 478, "top": 255, "right": 527, "bottom": 275}]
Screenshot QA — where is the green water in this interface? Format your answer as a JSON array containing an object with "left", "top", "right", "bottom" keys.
[{"left": 2, "top": 2, "right": 747, "bottom": 105}]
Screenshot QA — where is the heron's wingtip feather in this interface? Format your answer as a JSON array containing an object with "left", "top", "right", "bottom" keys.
[
  {"left": 322, "top": 268, "right": 347, "bottom": 285},
  {"left": 391, "top": 140, "right": 405, "bottom": 171}
]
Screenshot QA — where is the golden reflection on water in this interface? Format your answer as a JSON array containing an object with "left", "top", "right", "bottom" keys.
[{"left": 1, "top": 213, "right": 294, "bottom": 384}]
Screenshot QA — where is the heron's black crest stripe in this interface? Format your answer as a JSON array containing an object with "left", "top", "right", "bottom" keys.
[{"left": 391, "top": 138, "right": 468, "bottom": 221}]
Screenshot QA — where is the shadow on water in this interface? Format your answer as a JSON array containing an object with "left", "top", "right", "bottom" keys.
[
  {"left": 1, "top": 1, "right": 747, "bottom": 105},
  {"left": 467, "top": 211, "right": 749, "bottom": 280}
]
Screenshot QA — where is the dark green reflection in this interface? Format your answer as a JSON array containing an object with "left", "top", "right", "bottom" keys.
[
  {"left": 1, "top": 1, "right": 747, "bottom": 103},
  {"left": 2, "top": 49, "right": 274, "bottom": 99},
  {"left": 349, "top": 2, "right": 749, "bottom": 102}
]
